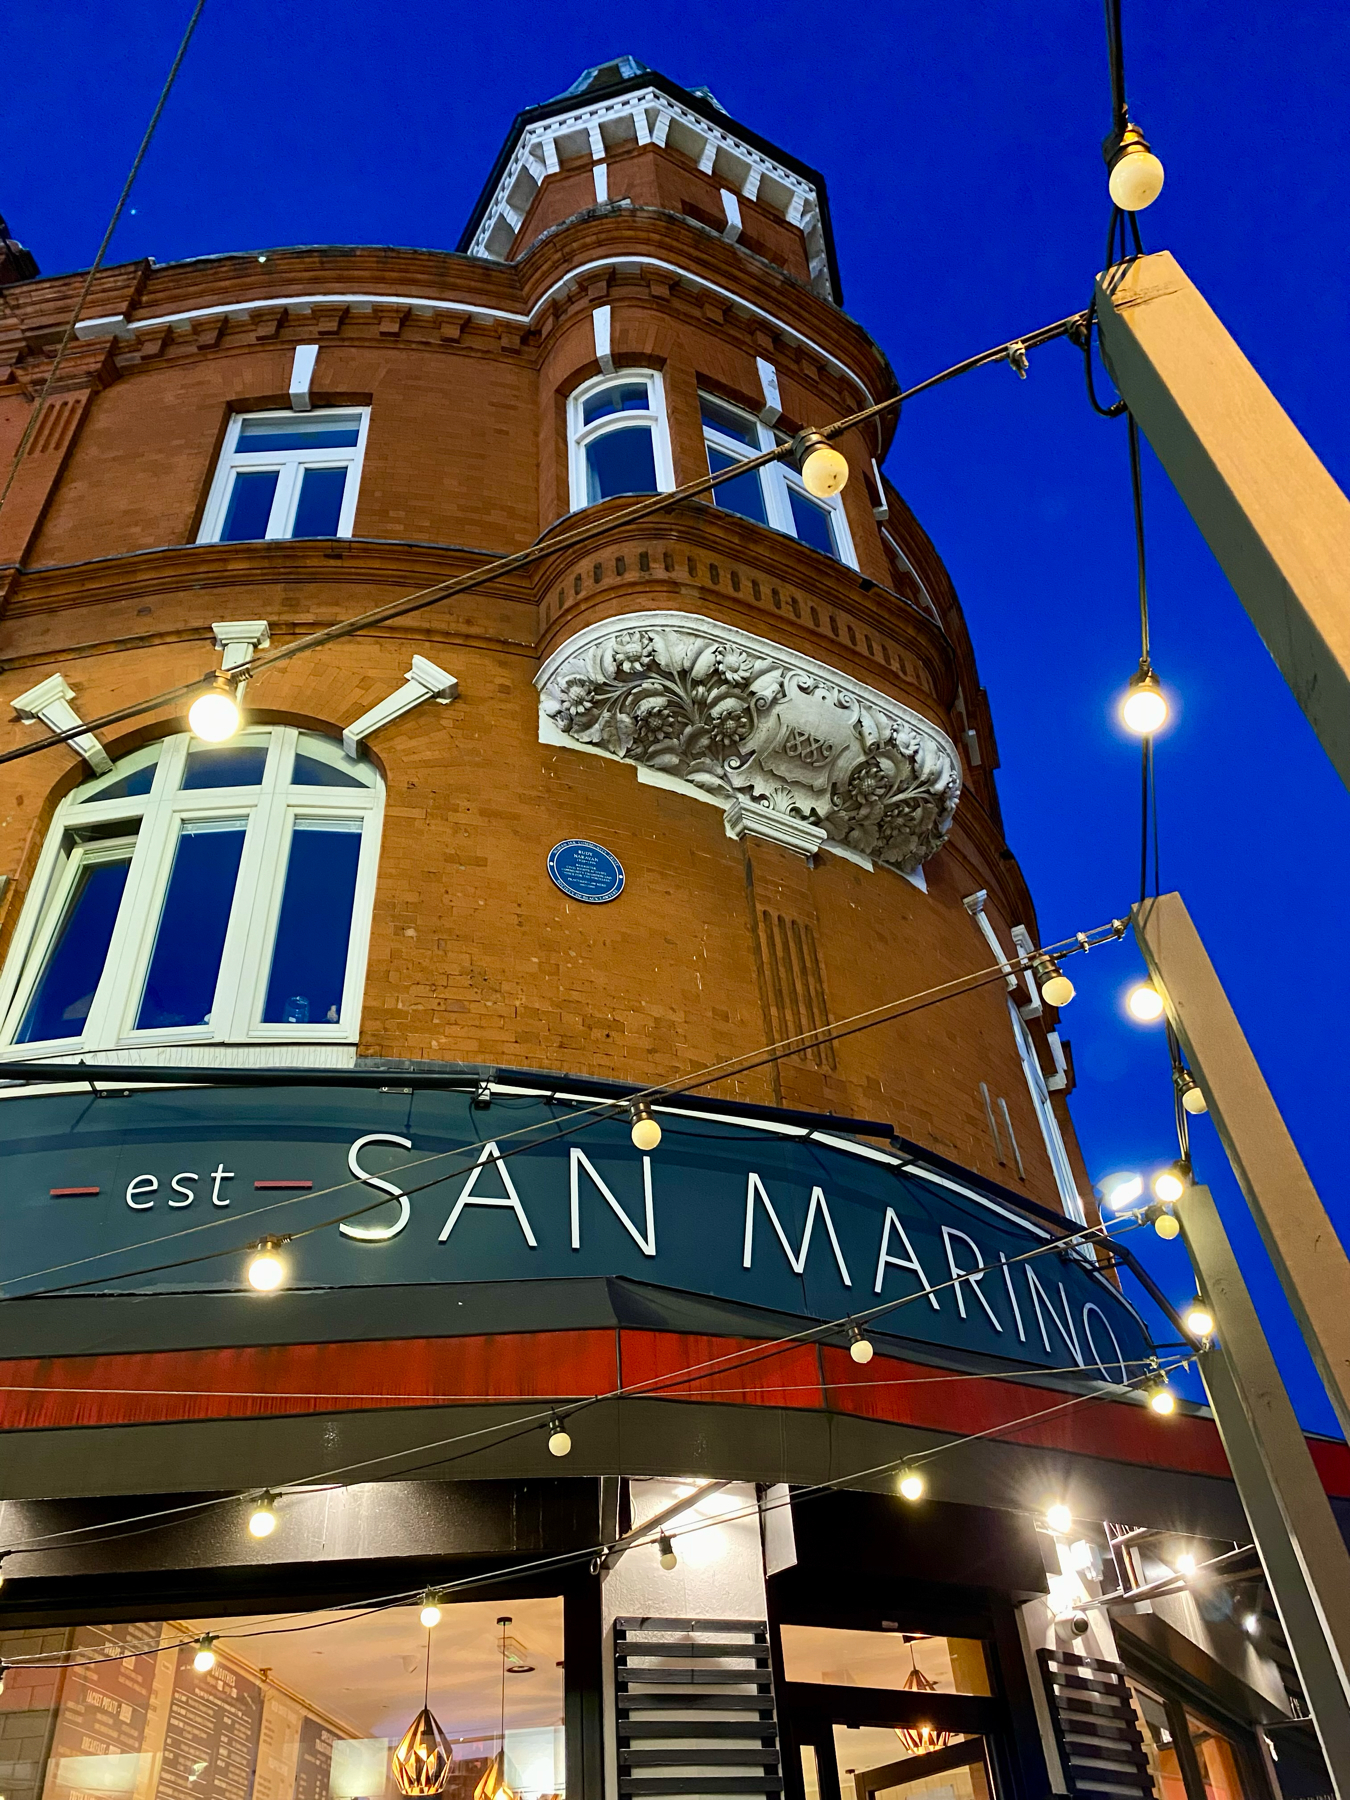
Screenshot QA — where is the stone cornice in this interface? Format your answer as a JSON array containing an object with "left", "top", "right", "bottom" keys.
[{"left": 538, "top": 611, "right": 961, "bottom": 874}]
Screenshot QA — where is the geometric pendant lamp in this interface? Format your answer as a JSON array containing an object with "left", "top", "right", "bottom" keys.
[{"left": 392, "top": 1627, "right": 455, "bottom": 1797}]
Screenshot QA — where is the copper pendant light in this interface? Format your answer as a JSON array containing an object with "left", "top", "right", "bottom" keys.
[
  {"left": 393, "top": 1628, "right": 454, "bottom": 1796},
  {"left": 895, "top": 1645, "right": 955, "bottom": 1756},
  {"left": 473, "top": 1618, "right": 520, "bottom": 1800}
]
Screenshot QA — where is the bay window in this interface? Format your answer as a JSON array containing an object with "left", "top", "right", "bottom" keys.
[
  {"left": 701, "top": 392, "right": 856, "bottom": 566},
  {"left": 0, "top": 728, "right": 383, "bottom": 1057},
  {"left": 567, "top": 372, "right": 673, "bottom": 510},
  {"left": 198, "top": 409, "right": 370, "bottom": 544}
]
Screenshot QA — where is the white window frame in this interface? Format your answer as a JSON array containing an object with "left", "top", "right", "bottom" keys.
[
  {"left": 700, "top": 391, "right": 857, "bottom": 569},
  {"left": 0, "top": 728, "right": 384, "bottom": 1058},
  {"left": 567, "top": 370, "right": 674, "bottom": 512},
  {"left": 197, "top": 407, "right": 371, "bottom": 544},
  {"left": 1009, "top": 999, "right": 1087, "bottom": 1225}
]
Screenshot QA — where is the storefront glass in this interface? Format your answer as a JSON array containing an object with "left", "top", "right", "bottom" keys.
[
  {"left": 1185, "top": 1711, "right": 1247, "bottom": 1800},
  {"left": 780, "top": 1629, "right": 990, "bottom": 1697},
  {"left": 0, "top": 1600, "right": 564, "bottom": 1800},
  {"left": 1128, "top": 1680, "right": 1189, "bottom": 1800},
  {"left": 830, "top": 1727, "right": 986, "bottom": 1800}
]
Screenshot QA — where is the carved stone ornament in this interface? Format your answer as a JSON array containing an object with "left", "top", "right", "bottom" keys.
[{"left": 537, "top": 613, "right": 962, "bottom": 874}]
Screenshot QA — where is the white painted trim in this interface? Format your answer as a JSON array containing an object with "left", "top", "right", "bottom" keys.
[
  {"left": 212, "top": 620, "right": 271, "bottom": 674},
  {"left": 9, "top": 673, "right": 112, "bottom": 775},
  {"left": 870, "top": 456, "right": 889, "bottom": 520},
  {"left": 289, "top": 343, "right": 319, "bottom": 411},
  {"left": 342, "top": 655, "right": 458, "bottom": 758},
  {"left": 755, "top": 357, "right": 781, "bottom": 425},
  {"left": 592, "top": 304, "right": 613, "bottom": 375},
  {"left": 196, "top": 406, "right": 371, "bottom": 544},
  {"left": 724, "top": 794, "right": 826, "bottom": 857},
  {"left": 592, "top": 163, "right": 609, "bottom": 205},
  {"left": 1009, "top": 999, "right": 1086, "bottom": 1225},
  {"left": 720, "top": 188, "right": 743, "bottom": 243},
  {"left": 700, "top": 388, "right": 858, "bottom": 570},
  {"left": 566, "top": 368, "right": 674, "bottom": 512}
]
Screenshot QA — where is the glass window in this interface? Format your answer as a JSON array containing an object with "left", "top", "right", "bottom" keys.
[
  {"left": 831, "top": 1726, "right": 986, "bottom": 1800},
  {"left": 708, "top": 445, "right": 770, "bottom": 525},
  {"left": 789, "top": 485, "right": 839, "bottom": 557},
  {"left": 585, "top": 427, "right": 657, "bottom": 504},
  {"left": 1128, "top": 1681, "right": 1189, "bottom": 1800},
  {"left": 1185, "top": 1712, "right": 1247, "bottom": 1800},
  {"left": 700, "top": 391, "right": 855, "bottom": 566},
  {"left": 583, "top": 382, "right": 650, "bottom": 425},
  {"left": 199, "top": 409, "right": 368, "bottom": 545},
  {"left": 780, "top": 1627, "right": 990, "bottom": 1696},
  {"left": 0, "top": 728, "right": 383, "bottom": 1053},
  {"left": 568, "top": 373, "right": 672, "bottom": 512}
]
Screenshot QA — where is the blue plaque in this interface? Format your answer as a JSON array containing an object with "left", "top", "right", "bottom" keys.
[{"left": 548, "top": 839, "right": 625, "bottom": 904}]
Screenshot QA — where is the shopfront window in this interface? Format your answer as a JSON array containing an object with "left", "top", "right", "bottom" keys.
[
  {"left": 0, "top": 1600, "right": 565, "bottom": 1800},
  {"left": 781, "top": 1628, "right": 991, "bottom": 1697},
  {"left": 1186, "top": 1713, "right": 1246, "bottom": 1800},
  {"left": 832, "top": 1727, "right": 988, "bottom": 1800},
  {"left": 1125, "top": 1675, "right": 1258, "bottom": 1800}
]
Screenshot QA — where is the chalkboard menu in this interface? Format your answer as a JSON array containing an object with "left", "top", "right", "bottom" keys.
[
  {"left": 45, "top": 1622, "right": 162, "bottom": 1797},
  {"left": 158, "top": 1646, "right": 262, "bottom": 1800},
  {"left": 291, "top": 1715, "right": 337, "bottom": 1800}
]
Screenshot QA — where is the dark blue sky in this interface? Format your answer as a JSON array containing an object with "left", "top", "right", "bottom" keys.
[{"left": 4, "top": 1, "right": 1348, "bottom": 1430}]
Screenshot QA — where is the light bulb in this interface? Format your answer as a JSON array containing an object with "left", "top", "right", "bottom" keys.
[
  {"left": 1100, "top": 1172, "right": 1143, "bottom": 1210},
  {"left": 420, "top": 1594, "right": 443, "bottom": 1629},
  {"left": 800, "top": 441, "right": 849, "bottom": 499},
  {"left": 1148, "top": 1383, "right": 1176, "bottom": 1415},
  {"left": 547, "top": 1417, "right": 572, "bottom": 1457},
  {"left": 188, "top": 682, "right": 241, "bottom": 743},
  {"left": 1242, "top": 1612, "right": 1259, "bottom": 1636},
  {"left": 1040, "top": 972, "right": 1075, "bottom": 1008},
  {"left": 1108, "top": 125, "right": 1165, "bottom": 212},
  {"left": 658, "top": 1534, "right": 678, "bottom": 1571},
  {"left": 1127, "top": 983, "right": 1165, "bottom": 1023},
  {"left": 248, "top": 1493, "right": 277, "bottom": 1538},
  {"left": 629, "top": 1101, "right": 662, "bottom": 1152},
  {"left": 848, "top": 1328, "right": 874, "bottom": 1365},
  {"left": 1181, "top": 1079, "right": 1208, "bottom": 1116},
  {"left": 1185, "top": 1302, "right": 1214, "bottom": 1339},
  {"left": 1153, "top": 1166, "right": 1187, "bottom": 1205},
  {"left": 247, "top": 1240, "right": 286, "bottom": 1291},
  {"left": 898, "top": 1470, "right": 925, "bottom": 1502},
  {"left": 1121, "top": 668, "right": 1168, "bottom": 736},
  {"left": 1154, "top": 1212, "right": 1180, "bottom": 1241},
  {"left": 1046, "top": 1504, "right": 1073, "bottom": 1535},
  {"left": 193, "top": 1638, "right": 217, "bottom": 1673},
  {"left": 1175, "top": 1553, "right": 1196, "bottom": 1577}
]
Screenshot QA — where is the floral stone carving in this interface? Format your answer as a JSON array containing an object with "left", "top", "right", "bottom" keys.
[{"left": 537, "top": 613, "right": 961, "bottom": 873}]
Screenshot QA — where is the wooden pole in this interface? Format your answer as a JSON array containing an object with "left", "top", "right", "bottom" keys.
[{"left": 1095, "top": 250, "right": 1350, "bottom": 792}]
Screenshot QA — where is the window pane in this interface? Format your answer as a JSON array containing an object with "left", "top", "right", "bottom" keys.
[
  {"left": 582, "top": 382, "right": 649, "bottom": 425},
  {"left": 788, "top": 486, "right": 840, "bottom": 558},
  {"left": 219, "top": 469, "right": 279, "bottom": 542},
  {"left": 1185, "top": 1712, "right": 1247, "bottom": 1800},
  {"left": 263, "top": 820, "right": 362, "bottom": 1024},
  {"left": 78, "top": 755, "right": 158, "bottom": 802},
  {"left": 585, "top": 426, "right": 657, "bottom": 503},
  {"left": 708, "top": 445, "right": 769, "bottom": 525},
  {"left": 237, "top": 413, "right": 362, "bottom": 451},
  {"left": 1128, "top": 1682, "right": 1189, "bottom": 1800},
  {"left": 290, "top": 466, "right": 348, "bottom": 538},
  {"left": 181, "top": 745, "right": 268, "bottom": 790},
  {"left": 779, "top": 1626, "right": 989, "bottom": 1695},
  {"left": 135, "top": 819, "right": 246, "bottom": 1030},
  {"left": 16, "top": 855, "right": 132, "bottom": 1042},
  {"left": 292, "top": 750, "right": 367, "bottom": 787},
  {"left": 701, "top": 395, "right": 760, "bottom": 447}
]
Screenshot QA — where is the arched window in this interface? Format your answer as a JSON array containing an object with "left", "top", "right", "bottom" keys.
[
  {"left": 567, "top": 371, "right": 674, "bottom": 509},
  {"left": 0, "top": 727, "right": 384, "bottom": 1057}
]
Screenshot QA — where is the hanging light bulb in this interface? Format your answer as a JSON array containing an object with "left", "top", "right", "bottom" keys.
[
  {"left": 658, "top": 1533, "right": 678, "bottom": 1571},
  {"left": 1178, "top": 1073, "right": 1208, "bottom": 1116},
  {"left": 188, "top": 676, "right": 242, "bottom": 743},
  {"left": 1153, "top": 1210, "right": 1180, "bottom": 1241},
  {"left": 1184, "top": 1300, "right": 1215, "bottom": 1339},
  {"left": 1035, "top": 956, "right": 1075, "bottom": 1008},
  {"left": 193, "top": 1636, "right": 217, "bottom": 1673},
  {"left": 247, "top": 1238, "right": 287, "bottom": 1292},
  {"left": 1107, "top": 121, "right": 1166, "bottom": 212},
  {"left": 897, "top": 1469, "right": 925, "bottom": 1502},
  {"left": 472, "top": 1755, "right": 518, "bottom": 1800},
  {"left": 793, "top": 428, "right": 850, "bottom": 499},
  {"left": 1174, "top": 1552, "right": 1197, "bottom": 1577},
  {"left": 847, "top": 1326, "right": 874, "bottom": 1365},
  {"left": 1153, "top": 1164, "right": 1188, "bottom": 1205},
  {"left": 1045, "top": 1504, "right": 1073, "bottom": 1535},
  {"left": 1127, "top": 982, "right": 1165, "bottom": 1023},
  {"left": 248, "top": 1492, "right": 278, "bottom": 1538},
  {"left": 1147, "top": 1380, "right": 1176, "bottom": 1415},
  {"left": 420, "top": 1592, "right": 443, "bottom": 1630},
  {"left": 1121, "top": 666, "right": 1169, "bottom": 736},
  {"left": 895, "top": 1648, "right": 954, "bottom": 1755},
  {"left": 393, "top": 1707, "right": 454, "bottom": 1796},
  {"left": 629, "top": 1100, "right": 662, "bottom": 1152},
  {"left": 547, "top": 1415, "right": 572, "bottom": 1457}
]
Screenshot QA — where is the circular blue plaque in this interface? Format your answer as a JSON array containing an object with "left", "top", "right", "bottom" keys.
[{"left": 548, "top": 839, "right": 625, "bottom": 904}]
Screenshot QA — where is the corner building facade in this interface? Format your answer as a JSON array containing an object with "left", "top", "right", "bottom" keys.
[{"left": 0, "top": 60, "right": 1339, "bottom": 1800}]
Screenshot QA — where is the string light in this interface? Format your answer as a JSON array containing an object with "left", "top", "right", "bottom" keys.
[
  {"left": 1175, "top": 1552, "right": 1196, "bottom": 1577},
  {"left": 546, "top": 1415, "right": 572, "bottom": 1457},
  {"left": 247, "top": 1492, "right": 277, "bottom": 1538},
  {"left": 1178, "top": 1072, "right": 1208, "bottom": 1116},
  {"left": 897, "top": 1469, "right": 925, "bottom": 1501},
  {"left": 1107, "top": 121, "right": 1165, "bottom": 211},
  {"left": 658, "top": 1533, "right": 678, "bottom": 1571},
  {"left": 1127, "top": 982, "right": 1165, "bottom": 1022},
  {"left": 419, "top": 1592, "right": 443, "bottom": 1630},
  {"left": 1121, "top": 666, "right": 1168, "bottom": 736},
  {"left": 628, "top": 1101, "right": 661, "bottom": 1152},
  {"left": 1242, "top": 1612, "right": 1259, "bottom": 1636},
  {"left": 1035, "top": 956, "right": 1075, "bottom": 1008},
  {"left": 1184, "top": 1300, "right": 1214, "bottom": 1339},
  {"left": 848, "top": 1326, "right": 875, "bottom": 1365},
  {"left": 187, "top": 676, "right": 241, "bottom": 743},
  {"left": 1147, "top": 1380, "right": 1176, "bottom": 1415},
  {"left": 247, "top": 1239, "right": 287, "bottom": 1292},
  {"left": 1046, "top": 1503, "right": 1073, "bottom": 1534},
  {"left": 1153, "top": 1164, "right": 1188, "bottom": 1205},
  {"left": 793, "top": 429, "right": 849, "bottom": 499},
  {"left": 193, "top": 1636, "right": 217, "bottom": 1673},
  {"left": 1153, "top": 1210, "right": 1180, "bottom": 1241}
]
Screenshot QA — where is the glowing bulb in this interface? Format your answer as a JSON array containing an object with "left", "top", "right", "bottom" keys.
[
  {"left": 1242, "top": 1612, "right": 1259, "bottom": 1636},
  {"left": 658, "top": 1533, "right": 677, "bottom": 1571},
  {"left": 1154, "top": 1212, "right": 1180, "bottom": 1240},
  {"left": 898, "top": 1470, "right": 925, "bottom": 1502},
  {"left": 247, "top": 1240, "right": 285, "bottom": 1291},
  {"left": 1108, "top": 125, "right": 1166, "bottom": 212},
  {"left": 800, "top": 441, "right": 849, "bottom": 499},
  {"left": 547, "top": 1417, "right": 572, "bottom": 1457},
  {"left": 248, "top": 1493, "right": 277, "bottom": 1538},
  {"left": 1175, "top": 1553, "right": 1196, "bottom": 1576},
  {"left": 1153, "top": 1165, "right": 1187, "bottom": 1205},
  {"left": 1121, "top": 668, "right": 1169, "bottom": 736},
  {"left": 1127, "top": 983, "right": 1165, "bottom": 1023},
  {"left": 188, "top": 682, "right": 241, "bottom": 743},
  {"left": 1041, "top": 972, "right": 1075, "bottom": 1008},
  {"left": 629, "top": 1101, "right": 662, "bottom": 1152},
  {"left": 420, "top": 1593, "right": 443, "bottom": 1629},
  {"left": 1181, "top": 1079, "right": 1208, "bottom": 1116},
  {"left": 193, "top": 1637, "right": 217, "bottom": 1673},
  {"left": 1148, "top": 1383, "right": 1176, "bottom": 1415},
  {"left": 1046, "top": 1504, "right": 1073, "bottom": 1534},
  {"left": 1185, "top": 1303, "right": 1214, "bottom": 1339},
  {"left": 848, "top": 1328, "right": 874, "bottom": 1365}
]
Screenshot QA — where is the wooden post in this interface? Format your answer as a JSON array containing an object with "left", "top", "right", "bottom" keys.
[
  {"left": 1133, "top": 892, "right": 1350, "bottom": 1440},
  {"left": 1095, "top": 251, "right": 1350, "bottom": 792}
]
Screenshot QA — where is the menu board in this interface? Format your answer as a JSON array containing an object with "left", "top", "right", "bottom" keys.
[
  {"left": 291, "top": 1717, "right": 336, "bottom": 1800},
  {"left": 44, "top": 1623, "right": 163, "bottom": 1800},
  {"left": 157, "top": 1646, "right": 263, "bottom": 1800}
]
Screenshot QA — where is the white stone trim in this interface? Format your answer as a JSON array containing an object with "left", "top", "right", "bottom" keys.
[
  {"left": 592, "top": 304, "right": 614, "bottom": 374},
  {"left": 342, "top": 655, "right": 458, "bottom": 758},
  {"left": 720, "top": 188, "right": 743, "bottom": 243},
  {"left": 288, "top": 343, "right": 318, "bottom": 411},
  {"left": 9, "top": 673, "right": 112, "bottom": 775},
  {"left": 755, "top": 356, "right": 781, "bottom": 424},
  {"left": 212, "top": 619, "right": 271, "bottom": 675}
]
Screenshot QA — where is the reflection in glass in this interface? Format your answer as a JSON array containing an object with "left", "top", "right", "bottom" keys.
[
  {"left": 263, "top": 819, "right": 362, "bottom": 1024},
  {"left": 831, "top": 1725, "right": 984, "bottom": 1800},
  {"left": 582, "top": 383, "right": 648, "bottom": 425},
  {"left": 584, "top": 427, "right": 656, "bottom": 503},
  {"left": 701, "top": 396, "right": 760, "bottom": 447},
  {"left": 16, "top": 853, "right": 132, "bottom": 1041},
  {"left": 291, "top": 467, "right": 347, "bottom": 537},
  {"left": 237, "top": 414, "right": 362, "bottom": 451},
  {"left": 181, "top": 745, "right": 268, "bottom": 790},
  {"left": 1186, "top": 1711, "right": 1245, "bottom": 1800},
  {"left": 708, "top": 446, "right": 769, "bottom": 525},
  {"left": 136, "top": 819, "right": 246, "bottom": 1030},
  {"left": 292, "top": 749, "right": 367, "bottom": 788},
  {"left": 788, "top": 486, "right": 839, "bottom": 558},
  {"left": 78, "top": 757, "right": 158, "bottom": 803},
  {"left": 1129, "top": 1681, "right": 1188, "bottom": 1800},
  {"left": 220, "top": 470, "right": 279, "bottom": 541},
  {"left": 780, "top": 1627, "right": 990, "bottom": 1697}
]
